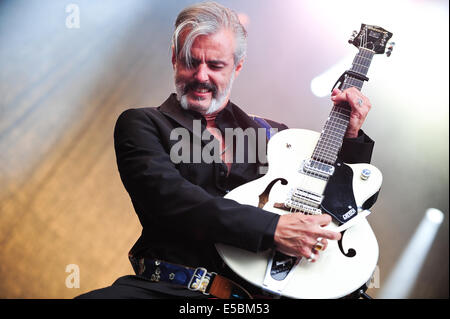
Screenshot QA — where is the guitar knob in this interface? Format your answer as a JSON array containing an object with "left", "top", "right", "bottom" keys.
[{"left": 360, "top": 169, "right": 371, "bottom": 180}]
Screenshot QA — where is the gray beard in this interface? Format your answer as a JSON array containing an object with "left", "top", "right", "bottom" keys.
[{"left": 176, "top": 72, "right": 235, "bottom": 115}]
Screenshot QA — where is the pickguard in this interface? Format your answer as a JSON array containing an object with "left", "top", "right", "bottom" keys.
[{"left": 321, "top": 160, "right": 358, "bottom": 225}]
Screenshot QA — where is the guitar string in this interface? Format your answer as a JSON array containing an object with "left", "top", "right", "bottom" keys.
[
  {"left": 288, "top": 45, "right": 365, "bottom": 215},
  {"left": 314, "top": 50, "right": 364, "bottom": 170},
  {"left": 288, "top": 54, "right": 366, "bottom": 214},
  {"left": 290, "top": 30, "right": 371, "bottom": 216},
  {"left": 321, "top": 32, "right": 372, "bottom": 165},
  {"left": 289, "top": 30, "right": 373, "bottom": 217},
  {"left": 282, "top": 31, "right": 374, "bottom": 270},
  {"left": 321, "top": 47, "right": 372, "bottom": 166},
  {"left": 312, "top": 30, "right": 369, "bottom": 170},
  {"left": 318, "top": 34, "right": 374, "bottom": 177}
]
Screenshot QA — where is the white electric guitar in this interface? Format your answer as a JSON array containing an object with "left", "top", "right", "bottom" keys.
[{"left": 216, "top": 24, "right": 394, "bottom": 299}]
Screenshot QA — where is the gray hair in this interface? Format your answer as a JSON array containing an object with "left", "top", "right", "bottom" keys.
[{"left": 171, "top": 1, "right": 247, "bottom": 68}]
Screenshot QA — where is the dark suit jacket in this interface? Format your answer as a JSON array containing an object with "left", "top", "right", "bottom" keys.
[{"left": 113, "top": 93, "right": 374, "bottom": 276}]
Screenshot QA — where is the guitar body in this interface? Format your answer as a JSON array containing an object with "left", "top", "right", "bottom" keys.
[{"left": 216, "top": 128, "right": 382, "bottom": 299}]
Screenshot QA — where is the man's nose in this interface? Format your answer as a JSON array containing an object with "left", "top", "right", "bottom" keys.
[{"left": 193, "top": 63, "right": 209, "bottom": 82}]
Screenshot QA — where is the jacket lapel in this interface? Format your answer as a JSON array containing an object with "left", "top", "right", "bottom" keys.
[
  {"left": 159, "top": 94, "right": 198, "bottom": 130},
  {"left": 158, "top": 94, "right": 206, "bottom": 145}
]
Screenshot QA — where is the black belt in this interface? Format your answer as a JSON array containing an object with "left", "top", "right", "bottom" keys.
[{"left": 129, "top": 255, "right": 253, "bottom": 299}]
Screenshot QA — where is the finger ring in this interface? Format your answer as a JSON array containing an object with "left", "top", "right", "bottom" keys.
[
  {"left": 357, "top": 98, "right": 363, "bottom": 106},
  {"left": 307, "top": 253, "right": 315, "bottom": 262},
  {"left": 315, "top": 242, "right": 324, "bottom": 251},
  {"left": 314, "top": 237, "right": 324, "bottom": 251}
]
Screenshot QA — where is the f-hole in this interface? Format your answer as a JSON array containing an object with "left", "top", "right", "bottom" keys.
[
  {"left": 258, "top": 178, "right": 288, "bottom": 208},
  {"left": 338, "top": 229, "right": 356, "bottom": 257}
]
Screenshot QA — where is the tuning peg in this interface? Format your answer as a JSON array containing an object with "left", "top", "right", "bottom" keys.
[
  {"left": 348, "top": 30, "right": 358, "bottom": 44},
  {"left": 386, "top": 41, "right": 395, "bottom": 57}
]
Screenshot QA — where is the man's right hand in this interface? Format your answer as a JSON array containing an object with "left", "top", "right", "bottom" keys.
[{"left": 273, "top": 213, "right": 341, "bottom": 261}]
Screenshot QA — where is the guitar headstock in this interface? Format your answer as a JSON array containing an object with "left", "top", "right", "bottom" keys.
[{"left": 349, "top": 24, "right": 393, "bottom": 55}]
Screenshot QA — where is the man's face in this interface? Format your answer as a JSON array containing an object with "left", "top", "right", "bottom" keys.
[{"left": 173, "top": 28, "right": 243, "bottom": 115}]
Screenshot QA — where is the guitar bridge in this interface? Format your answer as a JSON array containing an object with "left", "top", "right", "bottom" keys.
[
  {"left": 273, "top": 187, "right": 323, "bottom": 215},
  {"left": 283, "top": 200, "right": 322, "bottom": 215}
]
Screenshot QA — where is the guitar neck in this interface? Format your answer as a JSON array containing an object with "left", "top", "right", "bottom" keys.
[{"left": 312, "top": 48, "right": 375, "bottom": 165}]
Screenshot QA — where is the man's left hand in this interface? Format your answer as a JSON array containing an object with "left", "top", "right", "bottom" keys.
[{"left": 331, "top": 87, "right": 371, "bottom": 138}]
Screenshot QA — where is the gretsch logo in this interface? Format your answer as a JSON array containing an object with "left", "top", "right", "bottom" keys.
[{"left": 343, "top": 208, "right": 356, "bottom": 220}]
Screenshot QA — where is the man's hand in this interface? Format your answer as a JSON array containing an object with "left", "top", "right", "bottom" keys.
[
  {"left": 331, "top": 87, "right": 371, "bottom": 138},
  {"left": 274, "top": 213, "right": 341, "bottom": 262}
]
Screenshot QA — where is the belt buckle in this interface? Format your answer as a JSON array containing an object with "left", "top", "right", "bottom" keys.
[{"left": 188, "top": 267, "right": 212, "bottom": 295}]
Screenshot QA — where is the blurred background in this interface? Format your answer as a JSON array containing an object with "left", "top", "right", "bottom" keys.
[{"left": 0, "top": 0, "right": 448, "bottom": 299}]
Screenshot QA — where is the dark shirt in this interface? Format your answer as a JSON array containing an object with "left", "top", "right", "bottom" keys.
[{"left": 113, "top": 94, "right": 374, "bottom": 292}]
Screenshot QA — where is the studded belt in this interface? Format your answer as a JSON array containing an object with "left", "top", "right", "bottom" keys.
[{"left": 129, "top": 255, "right": 252, "bottom": 299}]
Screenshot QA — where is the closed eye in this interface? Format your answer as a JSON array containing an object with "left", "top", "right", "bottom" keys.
[
  {"left": 188, "top": 57, "right": 227, "bottom": 70},
  {"left": 209, "top": 63, "right": 224, "bottom": 70}
]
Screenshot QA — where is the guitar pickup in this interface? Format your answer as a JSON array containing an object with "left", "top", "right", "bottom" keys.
[
  {"left": 302, "top": 159, "right": 335, "bottom": 179},
  {"left": 291, "top": 188, "right": 323, "bottom": 208}
]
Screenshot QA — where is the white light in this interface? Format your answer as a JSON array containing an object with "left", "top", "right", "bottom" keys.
[
  {"left": 308, "top": 0, "right": 449, "bottom": 109},
  {"left": 378, "top": 208, "right": 445, "bottom": 298},
  {"left": 310, "top": 56, "right": 354, "bottom": 98},
  {"left": 426, "top": 208, "right": 444, "bottom": 225}
]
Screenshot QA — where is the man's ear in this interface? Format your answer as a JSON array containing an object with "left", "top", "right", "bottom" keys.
[
  {"left": 234, "top": 58, "right": 244, "bottom": 77},
  {"left": 171, "top": 46, "right": 176, "bottom": 69}
]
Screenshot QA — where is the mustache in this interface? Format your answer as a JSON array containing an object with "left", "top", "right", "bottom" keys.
[{"left": 183, "top": 81, "right": 217, "bottom": 95}]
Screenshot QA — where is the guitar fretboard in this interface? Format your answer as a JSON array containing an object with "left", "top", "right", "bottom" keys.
[{"left": 311, "top": 48, "right": 375, "bottom": 165}]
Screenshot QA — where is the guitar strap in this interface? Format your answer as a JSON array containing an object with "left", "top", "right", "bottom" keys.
[
  {"left": 252, "top": 116, "right": 275, "bottom": 141},
  {"left": 128, "top": 255, "right": 253, "bottom": 299}
]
